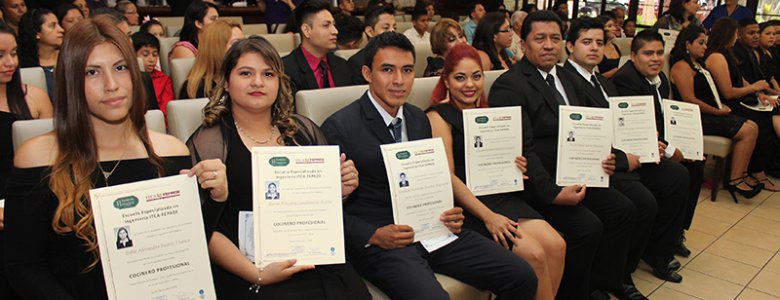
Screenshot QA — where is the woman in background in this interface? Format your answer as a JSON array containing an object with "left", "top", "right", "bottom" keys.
[
  {"left": 180, "top": 19, "right": 243, "bottom": 99},
  {"left": 170, "top": 0, "right": 219, "bottom": 61}
]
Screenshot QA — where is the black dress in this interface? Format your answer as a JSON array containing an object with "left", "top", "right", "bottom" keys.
[
  {"left": 671, "top": 64, "right": 747, "bottom": 138},
  {"left": 598, "top": 42, "right": 621, "bottom": 75},
  {"left": 3, "top": 156, "right": 193, "bottom": 300},
  {"left": 0, "top": 111, "right": 16, "bottom": 199},
  {"left": 427, "top": 104, "right": 541, "bottom": 239},
  {"left": 188, "top": 113, "right": 370, "bottom": 300}
]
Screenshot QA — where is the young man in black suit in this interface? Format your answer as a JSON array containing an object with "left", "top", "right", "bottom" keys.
[
  {"left": 346, "top": 5, "right": 396, "bottom": 85},
  {"left": 733, "top": 18, "right": 764, "bottom": 84},
  {"left": 282, "top": 0, "right": 352, "bottom": 97},
  {"left": 564, "top": 18, "right": 689, "bottom": 298},
  {"left": 612, "top": 29, "right": 704, "bottom": 272},
  {"left": 488, "top": 11, "right": 637, "bottom": 300},
  {"left": 321, "top": 32, "right": 538, "bottom": 300}
]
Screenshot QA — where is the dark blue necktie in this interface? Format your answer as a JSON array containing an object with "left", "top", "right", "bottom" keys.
[{"left": 388, "top": 118, "right": 402, "bottom": 143}]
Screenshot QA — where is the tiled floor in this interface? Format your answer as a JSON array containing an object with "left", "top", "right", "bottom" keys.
[{"left": 630, "top": 182, "right": 780, "bottom": 299}]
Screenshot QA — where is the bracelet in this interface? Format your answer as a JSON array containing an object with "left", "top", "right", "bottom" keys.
[{"left": 248, "top": 269, "right": 263, "bottom": 294}]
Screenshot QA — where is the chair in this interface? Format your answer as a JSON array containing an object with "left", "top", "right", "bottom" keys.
[
  {"left": 257, "top": 34, "right": 297, "bottom": 53},
  {"left": 129, "top": 25, "right": 140, "bottom": 34},
  {"left": 166, "top": 98, "right": 210, "bottom": 142},
  {"left": 334, "top": 49, "right": 360, "bottom": 61},
  {"left": 365, "top": 274, "right": 491, "bottom": 300},
  {"left": 296, "top": 85, "right": 367, "bottom": 126},
  {"left": 396, "top": 22, "right": 413, "bottom": 34},
  {"left": 662, "top": 52, "right": 671, "bottom": 81},
  {"left": 618, "top": 55, "right": 631, "bottom": 68},
  {"left": 703, "top": 135, "right": 733, "bottom": 202},
  {"left": 166, "top": 25, "right": 181, "bottom": 37},
  {"left": 19, "top": 67, "right": 47, "bottom": 94},
  {"left": 220, "top": 16, "right": 244, "bottom": 25},
  {"left": 407, "top": 76, "right": 439, "bottom": 110},
  {"left": 414, "top": 43, "right": 433, "bottom": 78},
  {"left": 12, "top": 110, "right": 167, "bottom": 151},
  {"left": 157, "top": 16, "right": 184, "bottom": 28},
  {"left": 483, "top": 69, "right": 508, "bottom": 94},
  {"left": 613, "top": 37, "right": 632, "bottom": 55},
  {"left": 170, "top": 58, "right": 196, "bottom": 99},
  {"left": 243, "top": 23, "right": 268, "bottom": 35},
  {"left": 158, "top": 37, "right": 180, "bottom": 76}
]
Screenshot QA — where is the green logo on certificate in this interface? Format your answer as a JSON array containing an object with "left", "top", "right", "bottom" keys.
[
  {"left": 268, "top": 157, "right": 290, "bottom": 166},
  {"left": 395, "top": 151, "right": 411, "bottom": 160},
  {"left": 618, "top": 102, "right": 629, "bottom": 108},
  {"left": 113, "top": 196, "right": 139, "bottom": 209},
  {"left": 569, "top": 113, "right": 583, "bottom": 120},
  {"left": 475, "top": 116, "right": 489, "bottom": 124},
  {"left": 670, "top": 105, "right": 680, "bottom": 110}
]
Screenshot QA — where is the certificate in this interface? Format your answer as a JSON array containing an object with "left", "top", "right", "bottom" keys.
[
  {"left": 90, "top": 174, "right": 216, "bottom": 300},
  {"left": 609, "top": 96, "right": 660, "bottom": 163},
  {"left": 663, "top": 99, "right": 704, "bottom": 160},
  {"left": 381, "top": 138, "right": 454, "bottom": 244},
  {"left": 462, "top": 107, "right": 524, "bottom": 196},
  {"left": 251, "top": 146, "right": 345, "bottom": 268},
  {"left": 556, "top": 106, "right": 613, "bottom": 188}
]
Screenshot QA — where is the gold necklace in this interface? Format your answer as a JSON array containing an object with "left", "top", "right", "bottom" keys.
[
  {"left": 97, "top": 146, "right": 128, "bottom": 186},
  {"left": 235, "top": 120, "right": 277, "bottom": 144}
]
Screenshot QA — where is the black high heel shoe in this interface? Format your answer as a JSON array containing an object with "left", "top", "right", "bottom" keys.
[{"left": 725, "top": 176, "right": 762, "bottom": 203}]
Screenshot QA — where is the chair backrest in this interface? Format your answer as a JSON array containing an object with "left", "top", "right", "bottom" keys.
[
  {"left": 170, "top": 58, "right": 197, "bottom": 99},
  {"left": 483, "top": 69, "right": 507, "bottom": 95},
  {"left": 407, "top": 76, "right": 438, "bottom": 111},
  {"left": 129, "top": 25, "right": 140, "bottom": 35},
  {"left": 19, "top": 67, "right": 47, "bottom": 94},
  {"left": 166, "top": 98, "right": 210, "bottom": 142},
  {"left": 166, "top": 25, "right": 181, "bottom": 37},
  {"left": 220, "top": 16, "right": 244, "bottom": 25},
  {"left": 257, "top": 34, "right": 297, "bottom": 53},
  {"left": 613, "top": 37, "right": 633, "bottom": 55},
  {"left": 296, "top": 85, "right": 368, "bottom": 126},
  {"left": 662, "top": 52, "right": 671, "bottom": 81},
  {"left": 618, "top": 55, "right": 630, "bottom": 68},
  {"left": 414, "top": 43, "right": 433, "bottom": 77},
  {"left": 158, "top": 37, "right": 180, "bottom": 76},
  {"left": 157, "top": 16, "right": 184, "bottom": 28},
  {"left": 334, "top": 49, "right": 360, "bottom": 61},
  {"left": 396, "top": 22, "right": 413, "bottom": 33},
  {"left": 243, "top": 23, "right": 268, "bottom": 35},
  {"left": 12, "top": 110, "right": 167, "bottom": 151}
]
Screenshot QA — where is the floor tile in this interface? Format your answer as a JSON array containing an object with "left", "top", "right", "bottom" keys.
[
  {"left": 736, "top": 215, "right": 780, "bottom": 237},
  {"left": 685, "top": 229, "right": 719, "bottom": 252},
  {"left": 665, "top": 269, "right": 743, "bottom": 300},
  {"left": 634, "top": 263, "right": 666, "bottom": 286},
  {"left": 721, "top": 226, "right": 780, "bottom": 252},
  {"left": 707, "top": 192, "right": 764, "bottom": 213},
  {"left": 649, "top": 286, "right": 702, "bottom": 300},
  {"left": 694, "top": 201, "right": 748, "bottom": 224},
  {"left": 632, "top": 276, "right": 661, "bottom": 296},
  {"left": 764, "top": 255, "right": 780, "bottom": 277},
  {"left": 688, "top": 214, "right": 733, "bottom": 237},
  {"left": 684, "top": 252, "right": 760, "bottom": 285},
  {"left": 749, "top": 270, "right": 780, "bottom": 297},
  {"left": 737, "top": 288, "right": 780, "bottom": 300},
  {"left": 751, "top": 202, "right": 780, "bottom": 222},
  {"left": 705, "top": 239, "right": 775, "bottom": 267}
]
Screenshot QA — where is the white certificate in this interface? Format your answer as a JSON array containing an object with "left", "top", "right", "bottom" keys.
[
  {"left": 663, "top": 99, "right": 704, "bottom": 160},
  {"left": 556, "top": 106, "right": 613, "bottom": 188},
  {"left": 381, "top": 138, "right": 454, "bottom": 243},
  {"left": 251, "top": 146, "right": 345, "bottom": 268},
  {"left": 462, "top": 107, "right": 524, "bottom": 196},
  {"left": 90, "top": 174, "right": 216, "bottom": 300},
  {"left": 609, "top": 96, "right": 660, "bottom": 163}
]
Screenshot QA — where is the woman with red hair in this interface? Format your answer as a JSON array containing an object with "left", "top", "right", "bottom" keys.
[{"left": 426, "top": 44, "right": 565, "bottom": 300}]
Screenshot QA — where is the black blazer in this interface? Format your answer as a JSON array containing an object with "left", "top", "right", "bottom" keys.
[
  {"left": 283, "top": 46, "right": 352, "bottom": 96},
  {"left": 488, "top": 57, "right": 591, "bottom": 206},
  {"left": 733, "top": 42, "right": 763, "bottom": 84},
  {"left": 320, "top": 93, "right": 431, "bottom": 251},
  {"left": 347, "top": 49, "right": 368, "bottom": 85},
  {"left": 562, "top": 61, "right": 631, "bottom": 175},
  {"left": 612, "top": 60, "right": 670, "bottom": 139}
]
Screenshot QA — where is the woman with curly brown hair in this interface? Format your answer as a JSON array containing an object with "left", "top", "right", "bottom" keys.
[{"left": 187, "top": 36, "right": 370, "bottom": 300}]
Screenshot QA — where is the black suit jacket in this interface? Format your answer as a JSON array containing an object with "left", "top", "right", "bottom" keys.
[
  {"left": 562, "top": 61, "right": 631, "bottom": 175},
  {"left": 733, "top": 42, "right": 763, "bottom": 84},
  {"left": 321, "top": 93, "right": 431, "bottom": 251},
  {"left": 612, "top": 60, "right": 670, "bottom": 139},
  {"left": 347, "top": 49, "right": 368, "bottom": 85},
  {"left": 282, "top": 46, "right": 353, "bottom": 96},
  {"left": 488, "top": 57, "right": 592, "bottom": 207}
]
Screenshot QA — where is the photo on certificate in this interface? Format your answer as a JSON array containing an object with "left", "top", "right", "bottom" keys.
[
  {"left": 462, "top": 107, "right": 524, "bottom": 196},
  {"left": 264, "top": 180, "right": 280, "bottom": 200},
  {"left": 114, "top": 226, "right": 133, "bottom": 250},
  {"left": 399, "top": 172, "right": 410, "bottom": 188},
  {"left": 556, "top": 106, "right": 613, "bottom": 188}
]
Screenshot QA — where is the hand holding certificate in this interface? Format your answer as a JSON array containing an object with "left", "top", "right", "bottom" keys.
[
  {"left": 90, "top": 174, "right": 216, "bottom": 300},
  {"left": 556, "top": 106, "right": 613, "bottom": 188},
  {"left": 251, "top": 146, "right": 345, "bottom": 268},
  {"left": 610, "top": 96, "right": 660, "bottom": 163},
  {"left": 380, "top": 138, "right": 457, "bottom": 250},
  {"left": 462, "top": 107, "right": 524, "bottom": 196},
  {"left": 663, "top": 100, "right": 704, "bottom": 160}
]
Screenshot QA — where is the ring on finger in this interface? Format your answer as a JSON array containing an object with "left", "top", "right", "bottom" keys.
[{"left": 212, "top": 170, "right": 218, "bottom": 180}]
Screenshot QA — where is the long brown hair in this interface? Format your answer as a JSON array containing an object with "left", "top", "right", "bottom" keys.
[
  {"left": 50, "top": 18, "right": 164, "bottom": 270},
  {"left": 203, "top": 36, "right": 300, "bottom": 144}
]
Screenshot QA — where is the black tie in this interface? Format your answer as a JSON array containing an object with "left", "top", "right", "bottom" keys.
[
  {"left": 388, "top": 118, "right": 402, "bottom": 143},
  {"left": 545, "top": 74, "right": 566, "bottom": 105},
  {"left": 319, "top": 60, "right": 330, "bottom": 88},
  {"left": 590, "top": 75, "right": 602, "bottom": 92}
]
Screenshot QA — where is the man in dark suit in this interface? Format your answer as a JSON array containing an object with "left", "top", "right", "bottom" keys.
[
  {"left": 321, "top": 32, "right": 537, "bottom": 300},
  {"left": 488, "top": 11, "right": 637, "bottom": 300},
  {"left": 565, "top": 18, "right": 689, "bottom": 298},
  {"left": 282, "top": 0, "right": 352, "bottom": 97},
  {"left": 733, "top": 18, "right": 764, "bottom": 84},
  {"left": 346, "top": 5, "right": 397, "bottom": 85},
  {"left": 612, "top": 29, "right": 704, "bottom": 275}
]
